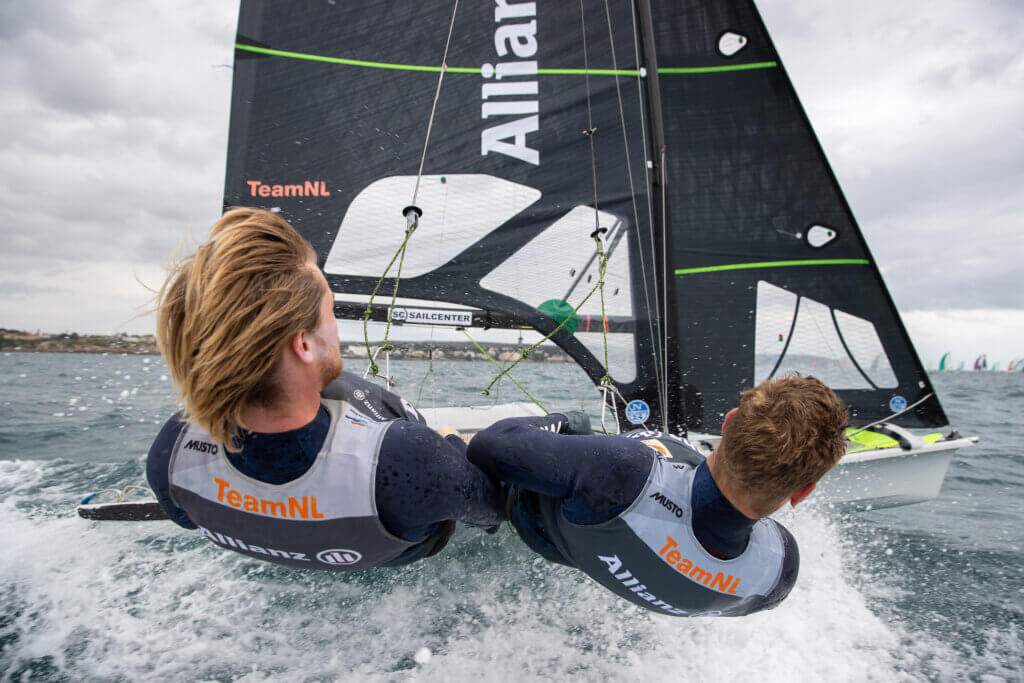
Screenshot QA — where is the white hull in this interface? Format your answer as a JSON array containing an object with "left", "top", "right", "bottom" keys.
[{"left": 419, "top": 402, "right": 975, "bottom": 512}]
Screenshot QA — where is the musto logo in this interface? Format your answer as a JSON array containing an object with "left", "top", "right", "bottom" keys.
[{"left": 317, "top": 548, "right": 363, "bottom": 566}]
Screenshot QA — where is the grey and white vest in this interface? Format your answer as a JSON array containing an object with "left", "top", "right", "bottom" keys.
[
  {"left": 167, "top": 374, "right": 436, "bottom": 571},
  {"left": 539, "top": 453, "right": 798, "bottom": 617}
]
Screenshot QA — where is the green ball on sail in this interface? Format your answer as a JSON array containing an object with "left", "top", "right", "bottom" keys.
[{"left": 538, "top": 299, "right": 579, "bottom": 335}]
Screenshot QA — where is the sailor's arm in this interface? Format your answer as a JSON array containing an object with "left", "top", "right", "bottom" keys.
[
  {"left": 374, "top": 421, "right": 506, "bottom": 539},
  {"left": 466, "top": 416, "right": 654, "bottom": 524},
  {"left": 145, "top": 412, "right": 198, "bottom": 529}
]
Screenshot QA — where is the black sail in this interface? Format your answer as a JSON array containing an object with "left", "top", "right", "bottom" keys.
[
  {"left": 642, "top": 0, "right": 948, "bottom": 432},
  {"left": 224, "top": 0, "right": 947, "bottom": 433},
  {"left": 224, "top": 1, "right": 671, "bottom": 427}
]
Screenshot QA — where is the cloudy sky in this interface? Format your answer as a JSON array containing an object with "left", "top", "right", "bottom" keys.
[{"left": 1, "top": 1, "right": 1022, "bottom": 367}]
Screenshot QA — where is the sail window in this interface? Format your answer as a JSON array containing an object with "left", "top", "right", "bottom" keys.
[
  {"left": 833, "top": 311, "right": 898, "bottom": 388},
  {"left": 718, "top": 32, "right": 748, "bottom": 57},
  {"left": 754, "top": 281, "right": 897, "bottom": 389},
  {"left": 324, "top": 174, "right": 541, "bottom": 278},
  {"left": 806, "top": 225, "right": 838, "bottom": 248},
  {"left": 480, "top": 205, "right": 636, "bottom": 382}
]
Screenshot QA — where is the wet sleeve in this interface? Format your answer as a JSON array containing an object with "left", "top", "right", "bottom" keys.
[
  {"left": 466, "top": 416, "right": 655, "bottom": 525},
  {"left": 145, "top": 413, "right": 197, "bottom": 530},
  {"left": 375, "top": 421, "right": 505, "bottom": 540}
]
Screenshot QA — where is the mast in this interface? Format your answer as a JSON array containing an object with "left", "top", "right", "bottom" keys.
[{"left": 634, "top": 0, "right": 677, "bottom": 434}]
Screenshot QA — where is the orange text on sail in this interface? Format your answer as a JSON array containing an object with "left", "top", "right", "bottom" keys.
[
  {"left": 214, "top": 477, "right": 324, "bottom": 520},
  {"left": 659, "top": 536, "right": 739, "bottom": 594},
  {"left": 246, "top": 180, "right": 331, "bottom": 198}
]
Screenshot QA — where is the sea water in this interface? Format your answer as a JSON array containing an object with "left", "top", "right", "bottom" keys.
[{"left": 0, "top": 353, "right": 1020, "bottom": 681}]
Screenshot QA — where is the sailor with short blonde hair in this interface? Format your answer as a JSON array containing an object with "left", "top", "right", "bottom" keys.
[{"left": 468, "top": 375, "right": 848, "bottom": 616}]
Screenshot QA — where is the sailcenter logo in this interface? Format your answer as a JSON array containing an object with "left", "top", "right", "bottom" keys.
[
  {"left": 246, "top": 180, "right": 331, "bottom": 198},
  {"left": 480, "top": 0, "right": 539, "bottom": 165},
  {"left": 388, "top": 307, "right": 473, "bottom": 327},
  {"left": 625, "top": 400, "right": 650, "bottom": 424}
]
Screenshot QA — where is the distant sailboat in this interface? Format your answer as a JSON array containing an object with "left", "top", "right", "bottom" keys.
[
  {"left": 938, "top": 352, "right": 952, "bottom": 371},
  {"left": 974, "top": 354, "right": 988, "bottom": 371}
]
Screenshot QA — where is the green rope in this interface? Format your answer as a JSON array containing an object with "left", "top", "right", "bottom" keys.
[
  {"left": 460, "top": 329, "right": 548, "bottom": 413},
  {"left": 362, "top": 219, "right": 417, "bottom": 375},
  {"left": 416, "top": 347, "right": 434, "bottom": 405},
  {"left": 596, "top": 238, "right": 612, "bottom": 385}
]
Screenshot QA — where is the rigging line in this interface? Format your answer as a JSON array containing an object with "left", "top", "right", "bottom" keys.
[
  {"left": 412, "top": 0, "right": 460, "bottom": 207},
  {"left": 362, "top": 0, "right": 459, "bottom": 378},
  {"left": 460, "top": 329, "right": 548, "bottom": 413},
  {"left": 579, "top": 0, "right": 600, "bottom": 226},
  {"left": 627, "top": 0, "right": 667, "bottom": 426},
  {"left": 660, "top": 145, "right": 670, "bottom": 433},
  {"left": 596, "top": 237, "right": 612, "bottom": 379},
  {"left": 608, "top": 0, "right": 666, "bottom": 421},
  {"left": 562, "top": 219, "right": 624, "bottom": 302},
  {"left": 803, "top": 296, "right": 859, "bottom": 390},
  {"left": 360, "top": 220, "right": 417, "bottom": 375},
  {"left": 482, "top": 236, "right": 611, "bottom": 396},
  {"left": 579, "top": 0, "right": 613, "bottom": 384},
  {"left": 846, "top": 393, "right": 935, "bottom": 437}
]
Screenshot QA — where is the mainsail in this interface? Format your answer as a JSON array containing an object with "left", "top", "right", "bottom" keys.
[{"left": 224, "top": 0, "right": 948, "bottom": 434}]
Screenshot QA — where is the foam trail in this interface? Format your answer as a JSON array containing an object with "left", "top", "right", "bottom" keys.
[{"left": 2, "top": 458, "right": 965, "bottom": 682}]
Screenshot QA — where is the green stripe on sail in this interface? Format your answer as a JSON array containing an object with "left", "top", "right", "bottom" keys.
[
  {"left": 659, "top": 62, "right": 777, "bottom": 74},
  {"left": 675, "top": 259, "right": 870, "bottom": 276},
  {"left": 235, "top": 44, "right": 776, "bottom": 77},
  {"left": 235, "top": 44, "right": 479, "bottom": 73}
]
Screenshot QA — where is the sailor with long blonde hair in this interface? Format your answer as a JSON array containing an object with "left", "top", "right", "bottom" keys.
[{"left": 147, "top": 207, "right": 504, "bottom": 570}]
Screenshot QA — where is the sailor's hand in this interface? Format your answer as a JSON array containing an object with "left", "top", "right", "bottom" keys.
[
  {"left": 437, "top": 426, "right": 463, "bottom": 440},
  {"left": 561, "top": 410, "right": 593, "bottom": 435}
]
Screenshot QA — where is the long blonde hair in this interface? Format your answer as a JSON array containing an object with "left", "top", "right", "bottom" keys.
[{"left": 156, "top": 208, "right": 323, "bottom": 450}]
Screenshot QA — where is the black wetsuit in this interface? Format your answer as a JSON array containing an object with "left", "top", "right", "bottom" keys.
[
  {"left": 147, "top": 372, "right": 504, "bottom": 565},
  {"left": 466, "top": 415, "right": 755, "bottom": 559},
  {"left": 467, "top": 415, "right": 798, "bottom": 616}
]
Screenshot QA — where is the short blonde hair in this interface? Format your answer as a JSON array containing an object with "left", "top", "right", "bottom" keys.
[
  {"left": 156, "top": 208, "right": 322, "bottom": 450},
  {"left": 719, "top": 375, "right": 848, "bottom": 509}
]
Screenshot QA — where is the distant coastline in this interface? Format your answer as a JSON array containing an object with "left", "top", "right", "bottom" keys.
[{"left": 0, "top": 329, "right": 571, "bottom": 363}]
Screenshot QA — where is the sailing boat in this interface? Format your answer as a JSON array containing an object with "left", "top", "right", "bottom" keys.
[
  {"left": 938, "top": 352, "right": 951, "bottom": 372},
  {"left": 223, "top": 1, "right": 974, "bottom": 511},
  {"left": 974, "top": 354, "right": 988, "bottom": 371}
]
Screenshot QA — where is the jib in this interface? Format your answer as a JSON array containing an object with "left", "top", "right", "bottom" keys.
[
  {"left": 185, "top": 439, "right": 219, "bottom": 455},
  {"left": 649, "top": 491, "right": 683, "bottom": 518}
]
